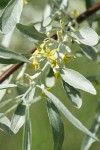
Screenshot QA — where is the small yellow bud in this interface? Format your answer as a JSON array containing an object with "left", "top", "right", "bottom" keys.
[
  {"left": 50, "top": 60, "right": 59, "bottom": 68},
  {"left": 61, "top": 54, "right": 76, "bottom": 63},
  {"left": 43, "top": 46, "right": 57, "bottom": 60},
  {"left": 54, "top": 72, "right": 60, "bottom": 79},
  {"left": 32, "top": 58, "right": 40, "bottom": 71},
  {"left": 72, "top": 9, "right": 79, "bottom": 18}
]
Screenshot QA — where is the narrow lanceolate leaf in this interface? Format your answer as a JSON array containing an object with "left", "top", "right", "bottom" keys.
[
  {"left": 0, "top": 76, "right": 12, "bottom": 101},
  {"left": 22, "top": 107, "right": 32, "bottom": 150},
  {"left": 80, "top": 45, "right": 98, "bottom": 61},
  {"left": 71, "top": 27, "right": 99, "bottom": 46},
  {"left": 0, "top": 47, "right": 30, "bottom": 64},
  {"left": 81, "top": 109, "right": 100, "bottom": 150},
  {"left": 0, "top": 84, "right": 17, "bottom": 90},
  {"left": 0, "top": 58, "right": 22, "bottom": 64},
  {"left": 10, "top": 103, "right": 26, "bottom": 134},
  {"left": 16, "top": 23, "right": 47, "bottom": 41},
  {"left": 60, "top": 68, "right": 96, "bottom": 95},
  {"left": 0, "top": 114, "right": 11, "bottom": 134},
  {"left": 39, "top": 87, "right": 98, "bottom": 141},
  {"left": 60, "top": 0, "right": 69, "bottom": 10},
  {"left": 47, "top": 101, "right": 64, "bottom": 150},
  {"left": 62, "top": 80, "right": 82, "bottom": 109},
  {"left": 0, "top": 0, "right": 23, "bottom": 34},
  {"left": 23, "top": 87, "right": 36, "bottom": 105}
]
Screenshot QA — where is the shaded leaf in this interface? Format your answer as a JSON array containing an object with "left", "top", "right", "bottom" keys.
[
  {"left": 10, "top": 103, "right": 26, "bottom": 134},
  {"left": 0, "top": 84, "right": 17, "bottom": 90},
  {"left": 47, "top": 101, "right": 64, "bottom": 150},
  {"left": 71, "top": 27, "right": 99, "bottom": 46},
  {"left": 23, "top": 87, "right": 36, "bottom": 105},
  {"left": 0, "top": 47, "right": 30, "bottom": 63},
  {"left": 39, "top": 87, "right": 98, "bottom": 141},
  {"left": 48, "top": 0, "right": 68, "bottom": 11},
  {"left": 62, "top": 80, "right": 82, "bottom": 108},
  {"left": 16, "top": 23, "right": 47, "bottom": 41},
  {"left": 81, "top": 107, "right": 100, "bottom": 150},
  {"left": 0, "top": 75, "right": 12, "bottom": 101},
  {"left": 60, "top": 68, "right": 96, "bottom": 95},
  {"left": 80, "top": 45, "right": 98, "bottom": 61},
  {"left": 0, "top": 58, "right": 23, "bottom": 64},
  {"left": 87, "top": 76, "right": 100, "bottom": 85},
  {"left": 0, "top": 0, "right": 23, "bottom": 34},
  {"left": 45, "top": 68, "right": 55, "bottom": 87},
  {"left": 22, "top": 107, "right": 32, "bottom": 150},
  {"left": 0, "top": 0, "right": 10, "bottom": 9},
  {"left": 0, "top": 114, "right": 11, "bottom": 134},
  {"left": 60, "top": 0, "right": 69, "bottom": 10}
]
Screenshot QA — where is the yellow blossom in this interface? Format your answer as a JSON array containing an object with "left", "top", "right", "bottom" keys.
[
  {"left": 33, "top": 43, "right": 45, "bottom": 56},
  {"left": 32, "top": 57, "right": 40, "bottom": 71},
  {"left": 54, "top": 72, "right": 60, "bottom": 79},
  {"left": 43, "top": 46, "right": 57, "bottom": 60},
  {"left": 60, "top": 19, "right": 66, "bottom": 29},
  {"left": 72, "top": 9, "right": 79, "bottom": 18},
  {"left": 57, "top": 29, "right": 63, "bottom": 42},
  {"left": 50, "top": 60, "right": 59, "bottom": 68},
  {"left": 61, "top": 54, "right": 76, "bottom": 63}
]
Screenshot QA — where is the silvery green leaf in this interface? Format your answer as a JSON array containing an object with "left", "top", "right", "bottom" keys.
[
  {"left": 62, "top": 80, "right": 82, "bottom": 108},
  {"left": 71, "top": 27, "right": 99, "bottom": 46},
  {"left": 16, "top": 23, "right": 47, "bottom": 41},
  {"left": 39, "top": 87, "right": 98, "bottom": 141},
  {"left": 60, "top": 68, "right": 96, "bottom": 95},
  {"left": 0, "top": 75, "right": 12, "bottom": 101},
  {"left": 10, "top": 103, "right": 26, "bottom": 134},
  {"left": 80, "top": 45, "right": 98, "bottom": 61},
  {"left": 0, "top": 47, "right": 30, "bottom": 64},
  {"left": 0, "top": 114, "right": 11, "bottom": 134},
  {"left": 23, "top": 87, "right": 36, "bottom": 105},
  {"left": 60, "top": 0, "right": 69, "bottom": 10},
  {"left": 45, "top": 68, "right": 55, "bottom": 87},
  {"left": 16, "top": 63, "right": 27, "bottom": 80},
  {"left": 81, "top": 108, "right": 100, "bottom": 150},
  {"left": 0, "top": 58, "right": 22, "bottom": 64},
  {"left": 22, "top": 107, "right": 32, "bottom": 150},
  {"left": 0, "top": 84, "right": 17, "bottom": 90},
  {"left": 47, "top": 101, "right": 64, "bottom": 150},
  {"left": 59, "top": 44, "right": 71, "bottom": 53},
  {"left": 0, "top": 48, "right": 30, "bottom": 64},
  {"left": 0, "top": 0, "right": 23, "bottom": 34}
]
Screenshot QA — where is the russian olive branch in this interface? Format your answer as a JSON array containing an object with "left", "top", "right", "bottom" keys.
[
  {"left": 76, "top": 2, "right": 100, "bottom": 23},
  {"left": 0, "top": 2, "right": 100, "bottom": 84}
]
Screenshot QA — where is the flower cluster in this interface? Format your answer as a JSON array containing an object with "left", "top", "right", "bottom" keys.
[{"left": 30, "top": 38, "right": 75, "bottom": 79}]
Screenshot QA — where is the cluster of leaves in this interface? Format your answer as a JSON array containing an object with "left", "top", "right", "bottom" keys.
[{"left": 0, "top": 0, "right": 100, "bottom": 150}]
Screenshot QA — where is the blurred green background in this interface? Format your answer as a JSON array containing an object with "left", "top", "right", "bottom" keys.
[{"left": 0, "top": 0, "right": 100, "bottom": 150}]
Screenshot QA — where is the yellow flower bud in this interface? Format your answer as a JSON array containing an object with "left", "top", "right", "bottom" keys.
[
  {"left": 32, "top": 58, "right": 40, "bottom": 71},
  {"left": 72, "top": 9, "right": 79, "bottom": 18},
  {"left": 54, "top": 72, "right": 60, "bottom": 79},
  {"left": 50, "top": 60, "right": 59, "bottom": 68}
]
